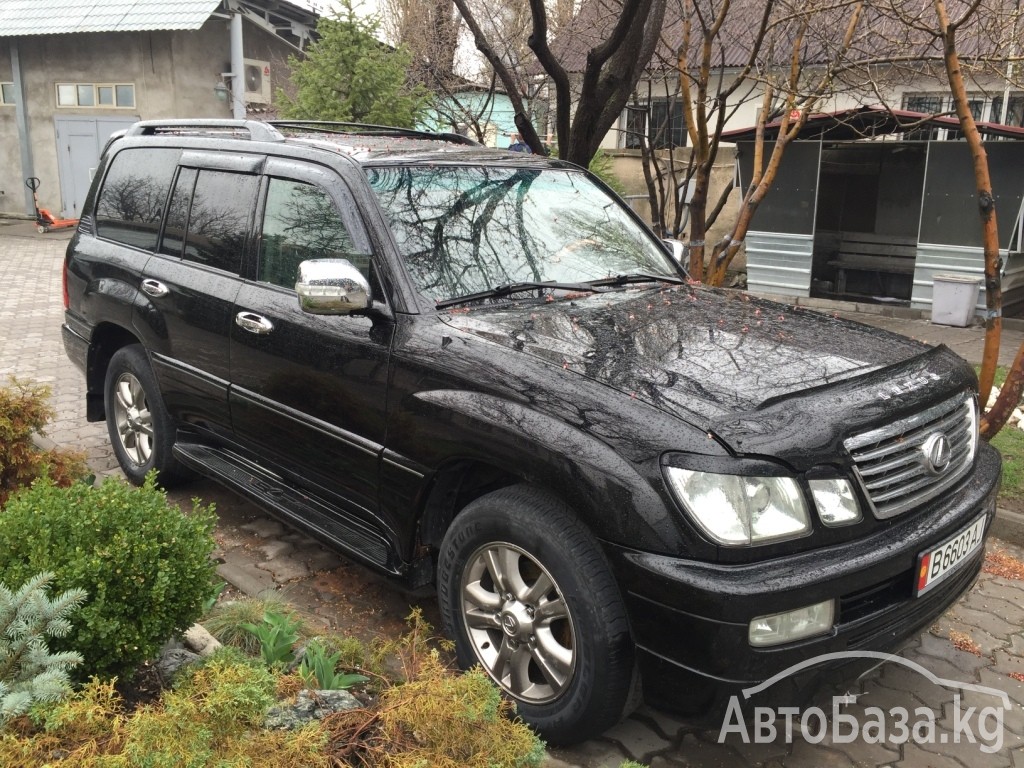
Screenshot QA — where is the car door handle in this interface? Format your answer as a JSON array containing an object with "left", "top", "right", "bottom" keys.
[
  {"left": 235, "top": 311, "right": 274, "bottom": 335},
  {"left": 140, "top": 279, "right": 169, "bottom": 297}
]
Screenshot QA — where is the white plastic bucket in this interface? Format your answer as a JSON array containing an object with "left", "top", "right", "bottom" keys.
[{"left": 931, "top": 274, "right": 982, "bottom": 327}]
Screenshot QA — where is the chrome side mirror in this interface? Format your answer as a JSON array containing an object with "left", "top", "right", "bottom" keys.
[
  {"left": 296, "top": 258, "right": 371, "bottom": 314},
  {"left": 663, "top": 238, "right": 686, "bottom": 263}
]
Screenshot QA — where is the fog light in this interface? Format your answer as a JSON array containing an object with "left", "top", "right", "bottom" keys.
[
  {"left": 748, "top": 600, "right": 835, "bottom": 647},
  {"left": 809, "top": 478, "right": 862, "bottom": 527}
]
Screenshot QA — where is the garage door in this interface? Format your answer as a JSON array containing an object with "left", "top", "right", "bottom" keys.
[{"left": 54, "top": 116, "right": 138, "bottom": 218}]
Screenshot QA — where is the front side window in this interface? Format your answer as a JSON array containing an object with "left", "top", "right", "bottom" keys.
[
  {"left": 95, "top": 147, "right": 179, "bottom": 250},
  {"left": 258, "top": 179, "right": 364, "bottom": 289},
  {"left": 367, "top": 165, "right": 676, "bottom": 304},
  {"left": 181, "top": 170, "right": 258, "bottom": 274},
  {"left": 902, "top": 93, "right": 946, "bottom": 140},
  {"left": 902, "top": 92, "right": 1008, "bottom": 139}
]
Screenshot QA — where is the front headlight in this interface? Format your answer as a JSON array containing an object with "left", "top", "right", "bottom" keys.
[{"left": 664, "top": 467, "right": 810, "bottom": 545}]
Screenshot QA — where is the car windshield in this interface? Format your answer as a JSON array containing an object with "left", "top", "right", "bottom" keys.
[{"left": 366, "top": 165, "right": 680, "bottom": 304}]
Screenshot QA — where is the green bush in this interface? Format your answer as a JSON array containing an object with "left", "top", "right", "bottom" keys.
[
  {"left": 122, "top": 650, "right": 294, "bottom": 766},
  {"left": 0, "top": 379, "right": 86, "bottom": 508},
  {"left": 0, "top": 475, "right": 217, "bottom": 679}
]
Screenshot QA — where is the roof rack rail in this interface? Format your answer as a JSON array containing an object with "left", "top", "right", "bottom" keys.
[
  {"left": 124, "top": 120, "right": 285, "bottom": 143},
  {"left": 268, "top": 120, "right": 482, "bottom": 146}
]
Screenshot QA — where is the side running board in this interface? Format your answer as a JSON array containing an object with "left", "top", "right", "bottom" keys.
[{"left": 173, "top": 443, "right": 400, "bottom": 576}]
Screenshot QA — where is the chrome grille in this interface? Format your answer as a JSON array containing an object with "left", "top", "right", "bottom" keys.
[{"left": 844, "top": 393, "right": 977, "bottom": 519}]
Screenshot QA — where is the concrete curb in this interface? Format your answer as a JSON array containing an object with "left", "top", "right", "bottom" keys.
[
  {"left": 992, "top": 506, "right": 1024, "bottom": 547},
  {"left": 751, "top": 289, "right": 1024, "bottom": 332},
  {"left": 31, "top": 432, "right": 58, "bottom": 454}
]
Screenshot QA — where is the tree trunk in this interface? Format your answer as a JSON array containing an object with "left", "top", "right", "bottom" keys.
[
  {"left": 705, "top": 85, "right": 776, "bottom": 285},
  {"left": 530, "top": 0, "right": 667, "bottom": 164},
  {"left": 638, "top": 135, "right": 661, "bottom": 229},
  {"left": 707, "top": 129, "right": 796, "bottom": 285},
  {"left": 430, "top": 0, "right": 459, "bottom": 82},
  {"left": 933, "top": 0, "right": 1008, "bottom": 438},
  {"left": 686, "top": 177, "right": 708, "bottom": 280}
]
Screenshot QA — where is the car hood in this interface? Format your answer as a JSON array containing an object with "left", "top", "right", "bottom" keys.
[{"left": 439, "top": 284, "right": 933, "bottom": 430}]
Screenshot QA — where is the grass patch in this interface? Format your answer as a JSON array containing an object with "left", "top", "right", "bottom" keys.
[
  {"left": 977, "top": 364, "right": 1024, "bottom": 502},
  {"left": 991, "top": 365, "right": 1009, "bottom": 389},
  {"left": 975, "top": 364, "right": 1009, "bottom": 395},
  {"left": 991, "top": 426, "right": 1024, "bottom": 503},
  {"left": 202, "top": 596, "right": 314, "bottom": 656}
]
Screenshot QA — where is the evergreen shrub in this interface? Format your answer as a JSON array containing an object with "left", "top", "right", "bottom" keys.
[
  {"left": 0, "top": 572, "right": 85, "bottom": 726},
  {"left": 0, "top": 475, "right": 217, "bottom": 679}
]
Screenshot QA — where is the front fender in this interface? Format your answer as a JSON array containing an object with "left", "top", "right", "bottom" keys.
[{"left": 387, "top": 389, "right": 713, "bottom": 556}]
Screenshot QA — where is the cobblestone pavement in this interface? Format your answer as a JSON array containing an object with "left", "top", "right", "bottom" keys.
[{"left": 2, "top": 223, "right": 1023, "bottom": 768}]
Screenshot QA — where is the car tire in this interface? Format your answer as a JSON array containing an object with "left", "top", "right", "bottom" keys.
[
  {"left": 437, "top": 485, "right": 637, "bottom": 745},
  {"left": 104, "top": 344, "right": 189, "bottom": 487}
]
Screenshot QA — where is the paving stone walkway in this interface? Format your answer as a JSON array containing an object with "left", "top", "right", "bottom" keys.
[
  {"left": 543, "top": 550, "right": 1024, "bottom": 768},
  {"left": 2, "top": 223, "right": 1023, "bottom": 767}
]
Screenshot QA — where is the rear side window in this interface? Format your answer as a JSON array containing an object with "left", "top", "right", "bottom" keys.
[
  {"left": 94, "top": 147, "right": 178, "bottom": 250},
  {"left": 157, "top": 168, "right": 197, "bottom": 258},
  {"left": 180, "top": 170, "right": 259, "bottom": 274}
]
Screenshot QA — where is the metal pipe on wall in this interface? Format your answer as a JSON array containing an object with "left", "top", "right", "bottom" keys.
[
  {"left": 231, "top": 12, "right": 245, "bottom": 120},
  {"left": 11, "top": 42, "right": 35, "bottom": 215}
]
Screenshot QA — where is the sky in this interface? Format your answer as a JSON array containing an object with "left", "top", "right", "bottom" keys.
[{"left": 288, "top": 0, "right": 380, "bottom": 17}]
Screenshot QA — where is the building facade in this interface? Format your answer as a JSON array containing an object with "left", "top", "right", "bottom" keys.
[{"left": 0, "top": 0, "right": 316, "bottom": 219}]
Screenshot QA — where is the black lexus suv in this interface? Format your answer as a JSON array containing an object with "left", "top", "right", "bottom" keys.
[{"left": 62, "top": 119, "right": 1001, "bottom": 745}]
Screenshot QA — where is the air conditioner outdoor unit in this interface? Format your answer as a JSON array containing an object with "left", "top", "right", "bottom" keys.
[{"left": 243, "top": 59, "right": 272, "bottom": 104}]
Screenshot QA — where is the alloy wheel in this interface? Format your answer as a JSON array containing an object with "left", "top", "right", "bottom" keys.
[
  {"left": 460, "top": 542, "right": 577, "bottom": 704},
  {"left": 112, "top": 372, "right": 154, "bottom": 466}
]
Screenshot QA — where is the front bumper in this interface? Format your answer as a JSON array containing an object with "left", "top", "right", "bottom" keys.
[{"left": 607, "top": 442, "right": 1001, "bottom": 717}]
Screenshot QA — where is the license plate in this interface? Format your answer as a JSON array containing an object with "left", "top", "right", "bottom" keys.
[{"left": 914, "top": 514, "right": 986, "bottom": 596}]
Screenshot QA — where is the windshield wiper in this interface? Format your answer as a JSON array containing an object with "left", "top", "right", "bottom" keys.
[
  {"left": 436, "top": 280, "right": 598, "bottom": 309},
  {"left": 583, "top": 272, "right": 687, "bottom": 288},
  {"left": 435, "top": 273, "right": 686, "bottom": 310}
]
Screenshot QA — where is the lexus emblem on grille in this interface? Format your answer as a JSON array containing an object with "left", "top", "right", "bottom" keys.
[{"left": 920, "top": 433, "right": 952, "bottom": 475}]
